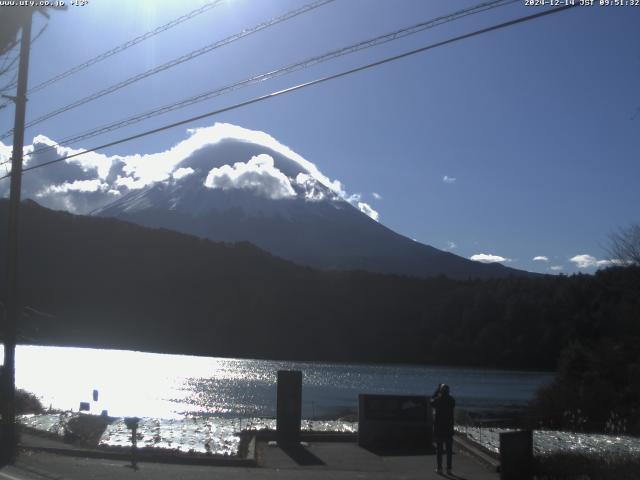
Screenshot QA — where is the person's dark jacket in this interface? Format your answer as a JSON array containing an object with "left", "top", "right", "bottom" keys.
[{"left": 431, "top": 391, "right": 455, "bottom": 438}]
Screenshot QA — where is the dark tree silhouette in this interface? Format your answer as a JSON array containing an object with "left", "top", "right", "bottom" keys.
[{"left": 1, "top": 200, "right": 640, "bottom": 374}]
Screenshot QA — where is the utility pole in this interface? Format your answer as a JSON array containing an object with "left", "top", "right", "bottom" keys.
[{"left": 1, "top": 11, "right": 32, "bottom": 465}]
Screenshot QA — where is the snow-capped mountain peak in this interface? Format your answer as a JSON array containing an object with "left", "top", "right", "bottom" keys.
[{"left": 94, "top": 125, "right": 526, "bottom": 280}]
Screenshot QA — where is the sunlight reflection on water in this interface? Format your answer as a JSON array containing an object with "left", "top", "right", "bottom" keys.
[
  {"left": 8, "top": 345, "right": 552, "bottom": 419},
  {"left": 12, "top": 345, "right": 636, "bottom": 459}
]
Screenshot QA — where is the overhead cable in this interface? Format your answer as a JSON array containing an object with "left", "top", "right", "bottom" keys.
[
  {"left": 28, "top": 0, "right": 226, "bottom": 94},
  {"left": 16, "top": 0, "right": 517, "bottom": 160},
  {"left": 0, "top": 4, "right": 576, "bottom": 182},
  {"left": 0, "top": 0, "right": 336, "bottom": 140}
]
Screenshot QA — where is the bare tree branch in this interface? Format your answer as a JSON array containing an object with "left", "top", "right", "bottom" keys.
[{"left": 608, "top": 224, "right": 640, "bottom": 266}]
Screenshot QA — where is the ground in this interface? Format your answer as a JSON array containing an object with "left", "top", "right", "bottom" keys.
[{"left": 1, "top": 436, "right": 499, "bottom": 480}]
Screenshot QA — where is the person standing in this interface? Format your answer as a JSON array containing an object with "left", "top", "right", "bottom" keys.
[{"left": 431, "top": 383, "right": 455, "bottom": 474}]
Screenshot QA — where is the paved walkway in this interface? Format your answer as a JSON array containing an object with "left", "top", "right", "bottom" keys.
[
  {"left": 257, "top": 440, "right": 499, "bottom": 479},
  {"left": 1, "top": 435, "right": 499, "bottom": 480}
]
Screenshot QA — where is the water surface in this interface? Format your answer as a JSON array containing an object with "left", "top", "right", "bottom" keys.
[{"left": 11, "top": 345, "right": 553, "bottom": 419}]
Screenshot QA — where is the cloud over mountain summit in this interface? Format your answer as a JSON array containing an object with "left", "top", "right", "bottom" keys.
[{"left": 0, "top": 123, "right": 378, "bottom": 220}]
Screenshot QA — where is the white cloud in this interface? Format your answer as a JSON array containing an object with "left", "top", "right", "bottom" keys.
[
  {"left": 570, "top": 254, "right": 597, "bottom": 268},
  {"left": 295, "top": 173, "right": 329, "bottom": 201},
  {"left": 550, "top": 265, "right": 564, "bottom": 272},
  {"left": 339, "top": 192, "right": 378, "bottom": 221},
  {"left": 533, "top": 256, "right": 549, "bottom": 262},
  {"left": 204, "top": 154, "right": 296, "bottom": 200},
  {"left": 114, "top": 176, "right": 147, "bottom": 190},
  {"left": 372, "top": 192, "right": 382, "bottom": 200},
  {"left": 184, "top": 123, "right": 345, "bottom": 194},
  {"left": 569, "top": 254, "right": 623, "bottom": 269},
  {"left": 357, "top": 202, "right": 379, "bottom": 221},
  {"left": 172, "top": 167, "right": 195, "bottom": 180},
  {"left": 37, "top": 179, "right": 109, "bottom": 195},
  {"left": 0, "top": 123, "right": 378, "bottom": 219},
  {"left": 470, "top": 253, "right": 511, "bottom": 264},
  {"left": 23, "top": 123, "right": 334, "bottom": 198},
  {"left": 30, "top": 134, "right": 118, "bottom": 180},
  {"left": 446, "top": 241, "right": 457, "bottom": 251},
  {"left": 0, "top": 143, "right": 12, "bottom": 165},
  {"left": 443, "top": 175, "right": 456, "bottom": 184}
]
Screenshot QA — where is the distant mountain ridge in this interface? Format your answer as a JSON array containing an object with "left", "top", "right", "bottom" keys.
[
  {"left": 0, "top": 199, "right": 527, "bottom": 364},
  {"left": 2, "top": 200, "right": 635, "bottom": 370},
  {"left": 95, "top": 137, "right": 529, "bottom": 279}
]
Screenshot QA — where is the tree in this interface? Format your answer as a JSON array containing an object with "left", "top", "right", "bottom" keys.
[{"left": 608, "top": 224, "right": 640, "bottom": 266}]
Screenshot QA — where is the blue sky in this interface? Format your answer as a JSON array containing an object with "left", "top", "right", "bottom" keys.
[{"left": 0, "top": 0, "right": 638, "bottom": 275}]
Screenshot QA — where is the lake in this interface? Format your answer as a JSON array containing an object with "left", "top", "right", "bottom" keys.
[{"left": 9, "top": 345, "right": 553, "bottom": 419}]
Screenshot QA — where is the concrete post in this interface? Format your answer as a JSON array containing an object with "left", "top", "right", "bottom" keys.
[{"left": 276, "top": 370, "right": 302, "bottom": 445}]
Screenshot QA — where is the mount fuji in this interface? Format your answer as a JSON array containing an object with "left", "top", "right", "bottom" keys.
[{"left": 93, "top": 125, "right": 525, "bottom": 279}]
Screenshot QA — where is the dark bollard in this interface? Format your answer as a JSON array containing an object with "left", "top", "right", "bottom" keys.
[
  {"left": 276, "top": 370, "right": 302, "bottom": 446},
  {"left": 500, "top": 430, "right": 533, "bottom": 480},
  {"left": 124, "top": 417, "right": 140, "bottom": 470}
]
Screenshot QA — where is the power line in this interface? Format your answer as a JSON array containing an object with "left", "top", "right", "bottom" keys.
[
  {"left": 0, "top": 1, "right": 211, "bottom": 107},
  {"left": 0, "top": 51, "right": 20, "bottom": 79},
  {"left": 28, "top": 1, "right": 225, "bottom": 95},
  {"left": 11, "top": 0, "right": 517, "bottom": 162},
  {"left": 0, "top": 0, "right": 224, "bottom": 102},
  {"left": 0, "top": 71, "right": 18, "bottom": 96},
  {"left": 0, "top": 40, "right": 18, "bottom": 61},
  {"left": 0, "top": 45, "right": 19, "bottom": 75},
  {"left": 0, "top": 23, "right": 45, "bottom": 102},
  {"left": 0, "top": 0, "right": 336, "bottom": 141},
  {"left": 0, "top": 4, "right": 576, "bottom": 183},
  {"left": 0, "top": 24, "right": 46, "bottom": 83}
]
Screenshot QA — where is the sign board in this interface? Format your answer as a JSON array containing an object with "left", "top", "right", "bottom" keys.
[
  {"left": 358, "top": 394, "right": 432, "bottom": 449},
  {"left": 500, "top": 430, "right": 533, "bottom": 480}
]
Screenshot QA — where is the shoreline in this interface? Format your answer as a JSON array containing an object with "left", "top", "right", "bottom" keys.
[
  {"left": 20, "top": 409, "right": 640, "bottom": 460},
  {"left": 18, "top": 412, "right": 360, "bottom": 458}
]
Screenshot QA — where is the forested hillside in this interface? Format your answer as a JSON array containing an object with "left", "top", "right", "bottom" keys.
[{"left": 1, "top": 201, "right": 638, "bottom": 371}]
